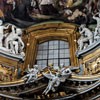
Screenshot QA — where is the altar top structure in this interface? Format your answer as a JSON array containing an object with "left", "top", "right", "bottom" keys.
[{"left": 0, "top": 0, "right": 99, "bottom": 100}]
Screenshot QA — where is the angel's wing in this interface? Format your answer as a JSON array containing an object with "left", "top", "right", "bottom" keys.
[
  {"left": 43, "top": 73, "right": 54, "bottom": 80},
  {"left": 59, "top": 74, "right": 72, "bottom": 82},
  {"left": 58, "top": 76, "right": 66, "bottom": 82}
]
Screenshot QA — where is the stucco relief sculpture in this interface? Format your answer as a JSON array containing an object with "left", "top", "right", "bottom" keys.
[
  {"left": 77, "top": 24, "right": 94, "bottom": 51},
  {"left": 94, "top": 27, "right": 100, "bottom": 42},
  {"left": 77, "top": 12, "right": 100, "bottom": 51},
  {"left": 0, "top": 64, "right": 17, "bottom": 82},
  {"left": 87, "top": 56, "right": 100, "bottom": 75},
  {"left": 43, "top": 66, "right": 72, "bottom": 95},
  {"left": 22, "top": 65, "right": 40, "bottom": 83},
  {"left": 93, "top": 12, "right": 100, "bottom": 41},
  {"left": 93, "top": 12, "right": 100, "bottom": 32},
  {"left": 0, "top": 20, "right": 25, "bottom": 59},
  {"left": 0, "top": 20, "right": 10, "bottom": 47}
]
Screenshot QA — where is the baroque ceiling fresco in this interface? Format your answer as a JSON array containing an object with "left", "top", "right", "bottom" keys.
[
  {"left": 0, "top": 0, "right": 100, "bottom": 100},
  {"left": 0, "top": 0, "right": 100, "bottom": 27}
]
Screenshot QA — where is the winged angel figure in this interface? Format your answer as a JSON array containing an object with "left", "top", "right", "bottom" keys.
[
  {"left": 22, "top": 65, "right": 39, "bottom": 83},
  {"left": 43, "top": 68, "right": 72, "bottom": 95}
]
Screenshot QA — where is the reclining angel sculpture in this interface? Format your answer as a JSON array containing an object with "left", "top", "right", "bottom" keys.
[{"left": 43, "top": 67, "right": 72, "bottom": 95}]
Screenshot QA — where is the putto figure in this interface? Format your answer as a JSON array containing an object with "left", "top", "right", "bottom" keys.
[{"left": 22, "top": 65, "right": 39, "bottom": 83}]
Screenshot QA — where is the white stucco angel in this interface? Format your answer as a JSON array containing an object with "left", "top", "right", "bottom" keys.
[
  {"left": 8, "top": 40, "right": 19, "bottom": 54},
  {"left": 94, "top": 28, "right": 100, "bottom": 42},
  {"left": 22, "top": 65, "right": 39, "bottom": 83},
  {"left": 78, "top": 24, "right": 94, "bottom": 50},
  {"left": 93, "top": 12, "right": 100, "bottom": 29},
  {"left": 43, "top": 70, "right": 60, "bottom": 95},
  {"left": 93, "top": 12, "right": 100, "bottom": 40},
  {"left": 43, "top": 68, "right": 72, "bottom": 95},
  {"left": 60, "top": 68, "right": 72, "bottom": 77},
  {"left": 4, "top": 25, "right": 24, "bottom": 55},
  {"left": 0, "top": 20, "right": 10, "bottom": 47}
]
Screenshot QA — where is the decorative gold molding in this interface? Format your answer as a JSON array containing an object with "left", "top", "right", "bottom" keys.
[
  {"left": 0, "top": 56, "right": 18, "bottom": 67},
  {"left": 24, "top": 22, "right": 79, "bottom": 69},
  {"left": 83, "top": 49, "right": 100, "bottom": 63}
]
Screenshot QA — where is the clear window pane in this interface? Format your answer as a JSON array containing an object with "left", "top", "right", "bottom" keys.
[
  {"left": 53, "top": 45, "right": 58, "bottom": 49},
  {"left": 43, "top": 46, "right": 48, "bottom": 50},
  {"left": 49, "top": 54, "right": 54, "bottom": 59},
  {"left": 54, "top": 40, "right": 58, "bottom": 44},
  {"left": 49, "top": 45, "right": 54, "bottom": 49},
  {"left": 42, "top": 55, "right": 47, "bottom": 59},
  {"left": 64, "top": 44, "right": 69, "bottom": 48},
  {"left": 53, "top": 54, "right": 58, "bottom": 58},
  {"left": 37, "top": 51, "right": 43, "bottom": 55},
  {"left": 65, "top": 49, "right": 70, "bottom": 54},
  {"left": 54, "top": 50, "right": 58, "bottom": 54},
  {"left": 60, "top": 41, "right": 65, "bottom": 45},
  {"left": 36, "top": 40, "right": 70, "bottom": 67},
  {"left": 64, "top": 53, "right": 70, "bottom": 58},
  {"left": 38, "top": 45, "right": 43, "bottom": 50},
  {"left": 43, "top": 50, "right": 47, "bottom": 55},
  {"left": 60, "top": 49, "right": 65, "bottom": 54},
  {"left": 49, "top": 41, "right": 54, "bottom": 45},
  {"left": 36, "top": 55, "right": 42, "bottom": 59},
  {"left": 49, "top": 50, "right": 54, "bottom": 55},
  {"left": 48, "top": 60, "right": 54, "bottom": 64}
]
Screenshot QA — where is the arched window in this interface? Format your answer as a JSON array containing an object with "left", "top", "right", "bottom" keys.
[{"left": 36, "top": 40, "right": 70, "bottom": 68}]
